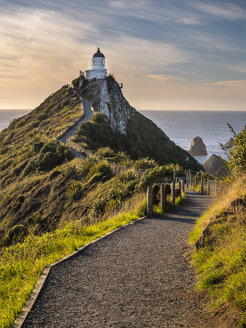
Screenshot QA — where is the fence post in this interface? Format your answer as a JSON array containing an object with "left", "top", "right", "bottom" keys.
[
  {"left": 215, "top": 179, "right": 218, "bottom": 195},
  {"left": 160, "top": 183, "right": 166, "bottom": 214},
  {"left": 181, "top": 180, "right": 185, "bottom": 193},
  {"left": 186, "top": 173, "right": 189, "bottom": 188},
  {"left": 201, "top": 177, "right": 204, "bottom": 194},
  {"left": 178, "top": 180, "right": 182, "bottom": 195},
  {"left": 194, "top": 175, "right": 197, "bottom": 188},
  {"left": 171, "top": 181, "right": 175, "bottom": 206},
  {"left": 147, "top": 186, "right": 153, "bottom": 217},
  {"left": 188, "top": 169, "right": 191, "bottom": 186}
]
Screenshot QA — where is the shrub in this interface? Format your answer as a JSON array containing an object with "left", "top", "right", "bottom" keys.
[
  {"left": 96, "top": 147, "right": 115, "bottom": 158},
  {"left": 81, "top": 156, "right": 98, "bottom": 176},
  {"left": 5, "top": 224, "right": 27, "bottom": 245},
  {"left": 229, "top": 126, "right": 246, "bottom": 174},
  {"left": 39, "top": 151, "right": 59, "bottom": 171},
  {"left": 88, "top": 161, "right": 113, "bottom": 180},
  {"left": 64, "top": 165, "right": 77, "bottom": 178},
  {"left": 23, "top": 159, "right": 39, "bottom": 176},
  {"left": 135, "top": 158, "right": 157, "bottom": 170},
  {"left": 67, "top": 181, "right": 83, "bottom": 201},
  {"left": 89, "top": 198, "right": 107, "bottom": 217},
  {"left": 105, "top": 198, "right": 121, "bottom": 213},
  {"left": 138, "top": 165, "right": 173, "bottom": 191},
  {"left": 118, "top": 170, "right": 137, "bottom": 183},
  {"left": 23, "top": 141, "right": 73, "bottom": 175}
]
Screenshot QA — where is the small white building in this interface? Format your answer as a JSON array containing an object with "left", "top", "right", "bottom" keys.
[{"left": 85, "top": 48, "right": 107, "bottom": 80}]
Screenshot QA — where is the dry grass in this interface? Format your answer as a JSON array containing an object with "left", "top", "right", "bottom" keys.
[{"left": 189, "top": 174, "right": 246, "bottom": 327}]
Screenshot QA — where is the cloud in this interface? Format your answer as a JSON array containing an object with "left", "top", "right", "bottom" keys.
[
  {"left": 192, "top": 2, "right": 246, "bottom": 20},
  {"left": 146, "top": 74, "right": 183, "bottom": 82},
  {"left": 207, "top": 80, "right": 246, "bottom": 87},
  {"left": 0, "top": 8, "right": 97, "bottom": 81},
  {"left": 228, "top": 64, "right": 246, "bottom": 74},
  {"left": 0, "top": 6, "right": 192, "bottom": 108},
  {"left": 107, "top": 0, "right": 202, "bottom": 25}
]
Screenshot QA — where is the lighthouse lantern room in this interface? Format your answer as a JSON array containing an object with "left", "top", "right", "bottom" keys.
[{"left": 85, "top": 48, "right": 107, "bottom": 80}]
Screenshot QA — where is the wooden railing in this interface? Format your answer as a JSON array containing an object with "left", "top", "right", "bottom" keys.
[
  {"left": 146, "top": 179, "right": 185, "bottom": 217},
  {"left": 186, "top": 170, "right": 219, "bottom": 195}
]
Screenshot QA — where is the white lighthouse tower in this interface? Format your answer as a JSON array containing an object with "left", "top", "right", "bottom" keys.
[{"left": 85, "top": 48, "right": 107, "bottom": 80}]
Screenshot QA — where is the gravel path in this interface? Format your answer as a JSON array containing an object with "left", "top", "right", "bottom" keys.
[{"left": 22, "top": 190, "right": 212, "bottom": 328}]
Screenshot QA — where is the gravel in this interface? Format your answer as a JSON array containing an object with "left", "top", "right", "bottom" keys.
[{"left": 22, "top": 190, "right": 212, "bottom": 328}]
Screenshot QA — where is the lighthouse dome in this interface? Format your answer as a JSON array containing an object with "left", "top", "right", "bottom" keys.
[{"left": 93, "top": 48, "right": 105, "bottom": 58}]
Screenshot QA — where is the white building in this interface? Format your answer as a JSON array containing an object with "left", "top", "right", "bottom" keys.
[{"left": 85, "top": 48, "right": 107, "bottom": 80}]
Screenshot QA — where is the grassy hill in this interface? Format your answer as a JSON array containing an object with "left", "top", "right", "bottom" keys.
[
  {"left": 190, "top": 125, "right": 246, "bottom": 327},
  {"left": 74, "top": 75, "right": 201, "bottom": 170},
  {"left": 0, "top": 76, "right": 202, "bottom": 246}
]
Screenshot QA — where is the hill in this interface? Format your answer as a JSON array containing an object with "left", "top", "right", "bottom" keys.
[
  {"left": 0, "top": 74, "right": 201, "bottom": 246},
  {"left": 73, "top": 75, "right": 201, "bottom": 168}
]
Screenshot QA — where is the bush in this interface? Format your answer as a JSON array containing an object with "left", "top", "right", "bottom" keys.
[
  {"left": 23, "top": 141, "right": 73, "bottom": 175},
  {"left": 95, "top": 147, "right": 115, "bottom": 158},
  {"left": 229, "top": 126, "right": 246, "bottom": 174},
  {"left": 81, "top": 156, "right": 98, "bottom": 176},
  {"left": 88, "top": 161, "right": 113, "bottom": 180},
  {"left": 64, "top": 165, "right": 77, "bottom": 178},
  {"left": 138, "top": 165, "right": 173, "bottom": 191},
  {"left": 67, "top": 182, "right": 82, "bottom": 201},
  {"left": 23, "top": 159, "right": 39, "bottom": 175},
  {"left": 39, "top": 151, "right": 59, "bottom": 171},
  {"left": 5, "top": 224, "right": 27, "bottom": 245},
  {"left": 118, "top": 170, "right": 137, "bottom": 183},
  {"left": 89, "top": 198, "right": 107, "bottom": 217},
  {"left": 135, "top": 158, "right": 157, "bottom": 170}
]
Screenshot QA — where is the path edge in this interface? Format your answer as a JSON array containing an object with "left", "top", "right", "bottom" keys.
[{"left": 12, "top": 216, "right": 147, "bottom": 328}]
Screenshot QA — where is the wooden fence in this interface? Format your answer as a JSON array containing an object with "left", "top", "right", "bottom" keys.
[
  {"left": 186, "top": 170, "right": 218, "bottom": 196},
  {"left": 146, "top": 179, "right": 185, "bottom": 217}
]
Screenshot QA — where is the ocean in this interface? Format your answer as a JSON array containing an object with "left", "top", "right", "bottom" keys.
[
  {"left": 0, "top": 109, "right": 245, "bottom": 163},
  {"left": 139, "top": 110, "right": 246, "bottom": 163},
  {"left": 0, "top": 109, "right": 29, "bottom": 132}
]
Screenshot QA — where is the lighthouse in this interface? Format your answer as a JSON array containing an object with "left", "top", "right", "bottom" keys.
[{"left": 85, "top": 48, "right": 107, "bottom": 80}]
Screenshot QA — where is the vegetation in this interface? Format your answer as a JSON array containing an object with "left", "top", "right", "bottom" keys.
[
  {"left": 0, "top": 73, "right": 200, "bottom": 327},
  {"left": 190, "top": 124, "right": 246, "bottom": 327},
  {"left": 229, "top": 125, "right": 246, "bottom": 174},
  {"left": 75, "top": 111, "right": 202, "bottom": 171}
]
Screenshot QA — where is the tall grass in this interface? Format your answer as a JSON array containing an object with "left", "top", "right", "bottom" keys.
[{"left": 189, "top": 175, "right": 246, "bottom": 327}]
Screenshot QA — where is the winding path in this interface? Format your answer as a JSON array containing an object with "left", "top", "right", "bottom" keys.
[
  {"left": 59, "top": 97, "right": 93, "bottom": 144},
  {"left": 22, "top": 190, "right": 212, "bottom": 328},
  {"left": 58, "top": 90, "right": 93, "bottom": 158}
]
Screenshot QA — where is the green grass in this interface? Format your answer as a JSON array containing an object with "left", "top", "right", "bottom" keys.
[
  {"left": 153, "top": 192, "right": 186, "bottom": 214},
  {"left": 189, "top": 176, "right": 246, "bottom": 327}
]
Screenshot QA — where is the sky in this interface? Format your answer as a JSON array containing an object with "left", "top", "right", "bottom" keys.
[{"left": 0, "top": 0, "right": 246, "bottom": 110}]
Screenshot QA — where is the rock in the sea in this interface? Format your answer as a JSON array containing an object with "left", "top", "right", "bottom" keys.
[
  {"left": 223, "top": 137, "right": 233, "bottom": 149},
  {"left": 188, "top": 136, "right": 208, "bottom": 156},
  {"left": 203, "top": 154, "right": 228, "bottom": 177}
]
